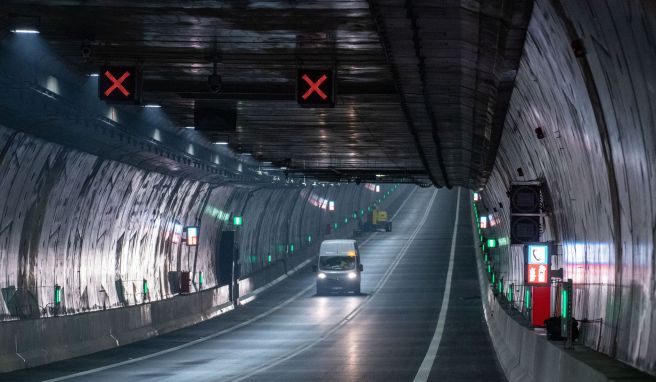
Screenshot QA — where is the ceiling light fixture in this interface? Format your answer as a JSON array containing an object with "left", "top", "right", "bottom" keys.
[
  {"left": 142, "top": 104, "right": 161, "bottom": 108},
  {"left": 12, "top": 29, "right": 39, "bottom": 34}
]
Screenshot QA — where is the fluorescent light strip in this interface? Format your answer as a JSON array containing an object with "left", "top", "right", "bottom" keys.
[{"left": 12, "top": 29, "right": 40, "bottom": 34}]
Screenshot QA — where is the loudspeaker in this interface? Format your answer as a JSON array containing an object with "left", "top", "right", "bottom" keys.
[
  {"left": 217, "top": 231, "right": 235, "bottom": 286},
  {"left": 510, "top": 185, "right": 541, "bottom": 214},
  {"left": 511, "top": 215, "right": 541, "bottom": 244}
]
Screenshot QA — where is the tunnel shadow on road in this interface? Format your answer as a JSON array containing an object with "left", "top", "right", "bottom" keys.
[{"left": 312, "top": 292, "right": 370, "bottom": 298}]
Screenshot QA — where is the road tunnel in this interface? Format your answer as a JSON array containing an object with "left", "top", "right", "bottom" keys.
[{"left": 0, "top": 0, "right": 655, "bottom": 381}]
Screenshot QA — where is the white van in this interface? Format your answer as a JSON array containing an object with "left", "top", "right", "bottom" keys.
[{"left": 312, "top": 239, "right": 363, "bottom": 295}]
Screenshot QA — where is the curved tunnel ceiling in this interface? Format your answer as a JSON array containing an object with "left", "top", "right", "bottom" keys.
[{"left": 0, "top": 1, "right": 533, "bottom": 188}]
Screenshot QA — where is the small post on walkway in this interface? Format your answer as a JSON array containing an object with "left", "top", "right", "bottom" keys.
[
  {"left": 525, "top": 286, "right": 532, "bottom": 328},
  {"left": 561, "top": 278, "right": 573, "bottom": 348}
]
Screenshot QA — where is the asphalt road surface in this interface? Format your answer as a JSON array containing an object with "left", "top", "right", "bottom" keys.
[{"left": 3, "top": 188, "right": 505, "bottom": 382}]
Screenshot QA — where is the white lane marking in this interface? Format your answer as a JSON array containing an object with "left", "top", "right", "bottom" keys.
[
  {"left": 390, "top": 186, "right": 417, "bottom": 220},
  {"left": 240, "top": 185, "right": 416, "bottom": 305},
  {"left": 413, "top": 188, "right": 461, "bottom": 382},
  {"left": 230, "top": 189, "right": 438, "bottom": 382},
  {"left": 42, "top": 285, "right": 313, "bottom": 382},
  {"left": 43, "top": 188, "right": 419, "bottom": 382},
  {"left": 238, "top": 257, "right": 315, "bottom": 305}
]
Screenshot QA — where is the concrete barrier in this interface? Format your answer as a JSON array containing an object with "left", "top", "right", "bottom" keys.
[
  {"left": 0, "top": 185, "right": 413, "bottom": 374},
  {"left": 0, "top": 285, "right": 231, "bottom": 373},
  {"left": 470, "top": 205, "right": 654, "bottom": 382}
]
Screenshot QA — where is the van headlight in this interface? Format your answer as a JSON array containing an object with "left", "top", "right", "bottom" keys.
[
  {"left": 347, "top": 272, "right": 357, "bottom": 279},
  {"left": 318, "top": 273, "right": 327, "bottom": 279}
]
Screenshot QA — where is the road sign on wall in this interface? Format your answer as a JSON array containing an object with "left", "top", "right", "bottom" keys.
[
  {"left": 171, "top": 221, "right": 183, "bottom": 244},
  {"left": 98, "top": 66, "right": 140, "bottom": 103},
  {"left": 185, "top": 226, "right": 199, "bottom": 246},
  {"left": 296, "top": 68, "right": 334, "bottom": 107},
  {"left": 524, "top": 243, "right": 550, "bottom": 285}
]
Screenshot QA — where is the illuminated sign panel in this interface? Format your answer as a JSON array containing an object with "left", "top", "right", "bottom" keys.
[
  {"left": 296, "top": 69, "right": 334, "bottom": 107},
  {"left": 480, "top": 216, "right": 488, "bottom": 229},
  {"left": 329, "top": 201, "right": 335, "bottom": 211},
  {"left": 488, "top": 214, "right": 496, "bottom": 227},
  {"left": 98, "top": 66, "right": 140, "bottom": 103},
  {"left": 54, "top": 284, "right": 61, "bottom": 304},
  {"left": 185, "top": 226, "right": 199, "bottom": 246},
  {"left": 525, "top": 243, "right": 550, "bottom": 285},
  {"left": 172, "top": 221, "right": 183, "bottom": 244}
]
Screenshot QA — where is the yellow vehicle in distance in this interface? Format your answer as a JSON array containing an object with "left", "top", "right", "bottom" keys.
[{"left": 360, "top": 208, "right": 392, "bottom": 232}]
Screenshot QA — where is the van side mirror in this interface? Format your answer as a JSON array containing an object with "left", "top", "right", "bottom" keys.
[
  {"left": 312, "top": 265, "right": 318, "bottom": 273},
  {"left": 358, "top": 264, "right": 364, "bottom": 272}
]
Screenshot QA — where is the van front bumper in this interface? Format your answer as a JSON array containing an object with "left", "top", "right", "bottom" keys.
[{"left": 317, "top": 275, "right": 359, "bottom": 290}]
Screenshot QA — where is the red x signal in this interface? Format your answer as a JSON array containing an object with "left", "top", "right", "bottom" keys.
[
  {"left": 301, "top": 74, "right": 328, "bottom": 100},
  {"left": 104, "top": 70, "right": 131, "bottom": 97}
]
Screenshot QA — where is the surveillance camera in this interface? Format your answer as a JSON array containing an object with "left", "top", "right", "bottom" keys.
[
  {"left": 208, "top": 73, "right": 221, "bottom": 93},
  {"left": 81, "top": 46, "right": 91, "bottom": 59}
]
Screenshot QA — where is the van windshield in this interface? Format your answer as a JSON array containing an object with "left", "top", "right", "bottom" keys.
[
  {"left": 320, "top": 242, "right": 356, "bottom": 256},
  {"left": 319, "top": 256, "right": 356, "bottom": 271}
]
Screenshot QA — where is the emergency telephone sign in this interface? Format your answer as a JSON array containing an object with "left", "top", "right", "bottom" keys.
[{"left": 525, "top": 243, "right": 550, "bottom": 285}]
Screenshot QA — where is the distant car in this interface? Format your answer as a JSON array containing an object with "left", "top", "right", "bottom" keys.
[{"left": 313, "top": 239, "right": 363, "bottom": 295}]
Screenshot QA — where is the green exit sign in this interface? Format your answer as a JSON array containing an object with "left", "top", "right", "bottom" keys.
[{"left": 233, "top": 216, "right": 243, "bottom": 226}]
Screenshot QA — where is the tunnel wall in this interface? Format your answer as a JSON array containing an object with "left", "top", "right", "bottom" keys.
[
  {"left": 480, "top": 0, "right": 656, "bottom": 374},
  {"left": 0, "top": 124, "right": 408, "bottom": 371}
]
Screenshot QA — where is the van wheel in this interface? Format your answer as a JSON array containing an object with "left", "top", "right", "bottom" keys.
[
  {"left": 316, "top": 284, "right": 325, "bottom": 296},
  {"left": 354, "top": 284, "right": 361, "bottom": 295}
]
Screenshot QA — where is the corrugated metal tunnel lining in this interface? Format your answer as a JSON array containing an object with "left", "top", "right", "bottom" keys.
[{"left": 479, "top": 0, "right": 656, "bottom": 375}]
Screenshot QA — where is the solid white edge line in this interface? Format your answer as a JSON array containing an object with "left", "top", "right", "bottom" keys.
[
  {"left": 413, "top": 188, "right": 461, "bottom": 382},
  {"left": 42, "top": 285, "right": 313, "bottom": 382},
  {"left": 230, "top": 189, "right": 438, "bottom": 382},
  {"left": 43, "top": 187, "right": 419, "bottom": 382},
  {"left": 238, "top": 257, "right": 314, "bottom": 305}
]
